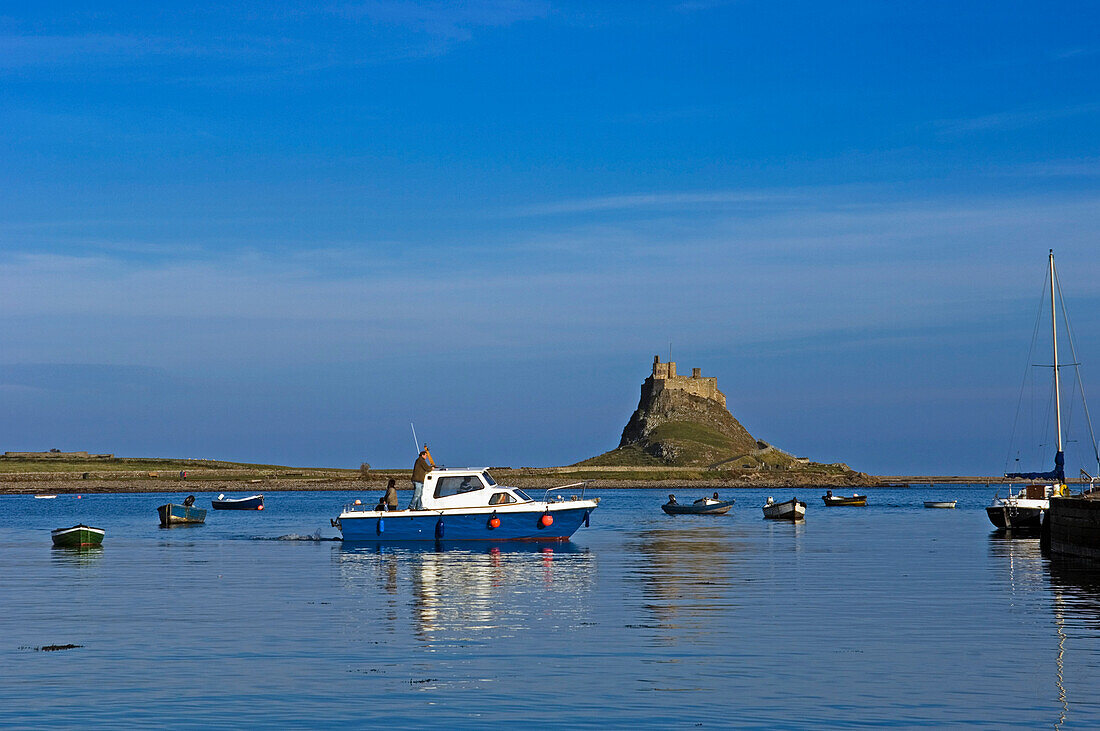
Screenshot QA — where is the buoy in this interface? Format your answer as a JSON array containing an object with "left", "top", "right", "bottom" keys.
[
  {"left": 489, "top": 516, "right": 501, "bottom": 529},
  {"left": 539, "top": 513, "right": 554, "bottom": 528},
  {"left": 354, "top": 499, "right": 362, "bottom": 505},
  {"left": 76, "top": 495, "right": 82, "bottom": 499},
  {"left": 435, "top": 518, "right": 445, "bottom": 538},
  {"left": 583, "top": 510, "right": 590, "bottom": 527},
  {"left": 257, "top": 504, "right": 264, "bottom": 511},
  {"left": 377, "top": 517, "right": 384, "bottom": 535}
]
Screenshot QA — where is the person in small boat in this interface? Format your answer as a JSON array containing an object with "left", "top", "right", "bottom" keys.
[
  {"left": 183, "top": 495, "right": 195, "bottom": 507},
  {"left": 375, "top": 497, "right": 388, "bottom": 511},
  {"left": 383, "top": 478, "right": 399, "bottom": 511},
  {"left": 410, "top": 446, "right": 435, "bottom": 510},
  {"left": 667, "top": 494, "right": 677, "bottom": 505}
]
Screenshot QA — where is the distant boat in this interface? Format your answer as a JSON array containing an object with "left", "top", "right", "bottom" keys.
[
  {"left": 51, "top": 524, "right": 104, "bottom": 548},
  {"left": 924, "top": 500, "right": 957, "bottom": 509},
  {"left": 211, "top": 493, "right": 264, "bottom": 510},
  {"left": 822, "top": 491, "right": 866, "bottom": 507},
  {"left": 34, "top": 494, "right": 58, "bottom": 499},
  {"left": 159, "top": 496, "right": 206, "bottom": 526},
  {"left": 661, "top": 495, "right": 734, "bottom": 515},
  {"left": 763, "top": 497, "right": 806, "bottom": 520}
]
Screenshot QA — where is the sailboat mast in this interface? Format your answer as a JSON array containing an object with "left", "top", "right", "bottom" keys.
[{"left": 1051, "top": 249, "right": 1064, "bottom": 454}]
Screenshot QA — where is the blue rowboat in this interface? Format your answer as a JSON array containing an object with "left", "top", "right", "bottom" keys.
[
  {"left": 211, "top": 494, "right": 264, "bottom": 510},
  {"left": 334, "top": 468, "right": 598, "bottom": 542}
]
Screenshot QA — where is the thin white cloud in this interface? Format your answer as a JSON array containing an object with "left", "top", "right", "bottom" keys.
[{"left": 932, "top": 103, "right": 1100, "bottom": 135}]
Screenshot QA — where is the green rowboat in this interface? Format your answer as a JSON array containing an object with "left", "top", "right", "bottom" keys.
[{"left": 51, "top": 524, "right": 105, "bottom": 548}]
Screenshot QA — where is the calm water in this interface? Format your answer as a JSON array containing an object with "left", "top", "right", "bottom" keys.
[{"left": 4, "top": 486, "right": 1100, "bottom": 729}]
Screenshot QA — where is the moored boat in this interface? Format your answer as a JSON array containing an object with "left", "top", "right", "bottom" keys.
[
  {"left": 990, "top": 251, "right": 1081, "bottom": 530},
  {"left": 763, "top": 497, "right": 806, "bottom": 520},
  {"left": 987, "top": 485, "right": 1053, "bottom": 529},
  {"left": 34, "top": 494, "right": 58, "bottom": 499},
  {"left": 211, "top": 493, "right": 264, "bottom": 510},
  {"left": 924, "top": 500, "right": 957, "bottom": 509},
  {"left": 159, "top": 496, "right": 207, "bottom": 526},
  {"left": 51, "top": 524, "right": 105, "bottom": 548},
  {"left": 822, "top": 491, "right": 866, "bottom": 507},
  {"left": 661, "top": 494, "right": 734, "bottom": 515},
  {"left": 334, "top": 468, "right": 598, "bottom": 542}
]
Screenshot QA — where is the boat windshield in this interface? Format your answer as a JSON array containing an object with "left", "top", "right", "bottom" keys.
[
  {"left": 513, "top": 489, "right": 532, "bottom": 502},
  {"left": 482, "top": 471, "right": 497, "bottom": 486}
]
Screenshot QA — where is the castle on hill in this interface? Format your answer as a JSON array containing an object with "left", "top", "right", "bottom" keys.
[{"left": 646, "top": 355, "right": 726, "bottom": 408}]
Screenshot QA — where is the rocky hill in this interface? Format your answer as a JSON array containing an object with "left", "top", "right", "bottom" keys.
[{"left": 578, "top": 356, "right": 864, "bottom": 479}]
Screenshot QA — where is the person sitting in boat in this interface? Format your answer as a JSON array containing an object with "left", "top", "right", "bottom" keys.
[
  {"left": 375, "top": 496, "right": 388, "bottom": 511},
  {"left": 694, "top": 491, "right": 721, "bottom": 505},
  {"left": 183, "top": 495, "right": 196, "bottom": 507},
  {"left": 667, "top": 494, "right": 677, "bottom": 505},
  {"left": 383, "top": 479, "right": 399, "bottom": 511},
  {"left": 409, "top": 446, "right": 435, "bottom": 510}
]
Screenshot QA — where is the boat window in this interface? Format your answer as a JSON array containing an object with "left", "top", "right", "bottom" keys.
[
  {"left": 434, "top": 475, "right": 485, "bottom": 498},
  {"left": 482, "top": 471, "right": 497, "bottom": 486},
  {"left": 489, "top": 492, "right": 516, "bottom": 505},
  {"left": 513, "top": 489, "right": 532, "bottom": 502}
]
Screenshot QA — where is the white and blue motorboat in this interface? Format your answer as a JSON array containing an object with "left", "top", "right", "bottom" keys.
[{"left": 333, "top": 468, "right": 599, "bottom": 542}]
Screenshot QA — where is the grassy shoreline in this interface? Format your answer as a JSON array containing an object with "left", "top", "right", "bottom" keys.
[{"left": 0, "top": 456, "right": 1047, "bottom": 495}]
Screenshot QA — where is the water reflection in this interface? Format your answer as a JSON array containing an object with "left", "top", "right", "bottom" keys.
[
  {"left": 1043, "top": 558, "right": 1100, "bottom": 730},
  {"left": 336, "top": 542, "right": 595, "bottom": 642},
  {"left": 50, "top": 545, "right": 103, "bottom": 566},
  {"left": 630, "top": 527, "right": 743, "bottom": 636}
]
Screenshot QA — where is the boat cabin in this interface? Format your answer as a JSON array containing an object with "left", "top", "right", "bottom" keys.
[{"left": 420, "top": 468, "right": 531, "bottom": 511}]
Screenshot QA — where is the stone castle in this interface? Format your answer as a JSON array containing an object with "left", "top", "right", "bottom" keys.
[{"left": 646, "top": 356, "right": 726, "bottom": 407}]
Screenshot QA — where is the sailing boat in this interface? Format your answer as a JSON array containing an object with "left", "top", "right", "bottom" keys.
[{"left": 987, "top": 250, "right": 1071, "bottom": 530}]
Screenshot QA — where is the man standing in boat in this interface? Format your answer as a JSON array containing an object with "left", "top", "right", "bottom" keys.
[{"left": 410, "top": 446, "right": 435, "bottom": 510}]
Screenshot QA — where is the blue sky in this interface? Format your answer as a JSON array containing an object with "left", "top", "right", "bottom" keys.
[{"left": 2, "top": 1, "right": 1100, "bottom": 473}]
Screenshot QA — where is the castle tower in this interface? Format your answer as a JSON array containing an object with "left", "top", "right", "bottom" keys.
[{"left": 648, "top": 355, "right": 725, "bottom": 407}]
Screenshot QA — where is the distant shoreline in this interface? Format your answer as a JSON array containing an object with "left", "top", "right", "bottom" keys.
[{"left": 0, "top": 474, "right": 1074, "bottom": 496}]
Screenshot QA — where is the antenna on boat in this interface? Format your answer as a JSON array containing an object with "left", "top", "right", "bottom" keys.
[{"left": 411, "top": 423, "right": 420, "bottom": 454}]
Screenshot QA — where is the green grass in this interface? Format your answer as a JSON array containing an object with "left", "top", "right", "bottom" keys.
[{"left": 0, "top": 456, "right": 357, "bottom": 477}]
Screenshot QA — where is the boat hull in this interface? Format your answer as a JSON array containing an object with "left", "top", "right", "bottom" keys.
[
  {"left": 986, "top": 504, "right": 1043, "bottom": 529},
  {"left": 338, "top": 504, "right": 594, "bottom": 542},
  {"left": 763, "top": 500, "right": 806, "bottom": 520},
  {"left": 212, "top": 495, "right": 264, "bottom": 510},
  {"left": 822, "top": 496, "right": 866, "bottom": 507},
  {"left": 661, "top": 500, "right": 734, "bottom": 515},
  {"left": 158, "top": 504, "right": 207, "bottom": 526},
  {"left": 924, "top": 501, "right": 957, "bottom": 509},
  {"left": 51, "top": 525, "right": 105, "bottom": 548}
]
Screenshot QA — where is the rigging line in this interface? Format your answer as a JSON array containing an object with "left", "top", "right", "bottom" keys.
[
  {"left": 1054, "top": 265, "right": 1100, "bottom": 472},
  {"left": 1005, "top": 269, "right": 1051, "bottom": 475}
]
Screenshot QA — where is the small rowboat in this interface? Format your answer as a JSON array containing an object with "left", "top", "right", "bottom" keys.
[
  {"left": 822, "top": 492, "right": 867, "bottom": 507},
  {"left": 51, "top": 524, "right": 105, "bottom": 548},
  {"left": 763, "top": 497, "right": 806, "bottom": 520},
  {"left": 662, "top": 498, "right": 735, "bottom": 515},
  {"left": 924, "top": 500, "right": 957, "bottom": 509},
  {"left": 158, "top": 496, "right": 207, "bottom": 526},
  {"left": 211, "top": 493, "right": 264, "bottom": 510},
  {"left": 34, "top": 494, "right": 58, "bottom": 499}
]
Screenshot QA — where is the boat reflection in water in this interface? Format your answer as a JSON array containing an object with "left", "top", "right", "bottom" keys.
[
  {"left": 631, "top": 527, "right": 744, "bottom": 640},
  {"left": 336, "top": 542, "right": 595, "bottom": 641},
  {"left": 991, "top": 533, "right": 1100, "bottom": 728}
]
